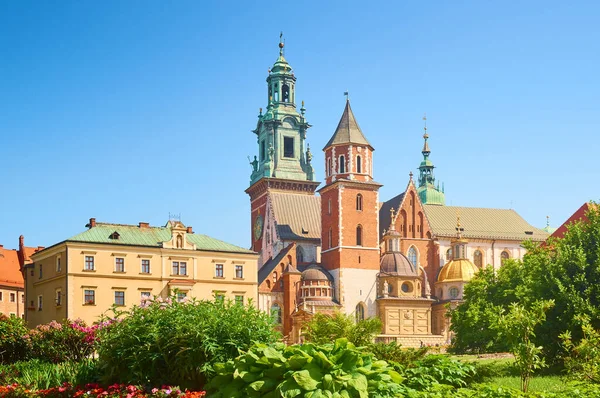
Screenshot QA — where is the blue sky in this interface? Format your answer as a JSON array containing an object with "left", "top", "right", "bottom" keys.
[{"left": 1, "top": 1, "right": 598, "bottom": 250}]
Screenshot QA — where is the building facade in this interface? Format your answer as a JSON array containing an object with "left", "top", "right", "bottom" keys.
[
  {"left": 248, "top": 38, "right": 549, "bottom": 346},
  {"left": 25, "top": 218, "right": 258, "bottom": 327},
  {"left": 0, "top": 238, "right": 41, "bottom": 318}
]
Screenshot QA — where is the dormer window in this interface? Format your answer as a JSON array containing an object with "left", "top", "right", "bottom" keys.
[{"left": 109, "top": 231, "right": 120, "bottom": 240}]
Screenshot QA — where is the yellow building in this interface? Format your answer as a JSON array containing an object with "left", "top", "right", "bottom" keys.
[{"left": 25, "top": 218, "right": 258, "bottom": 327}]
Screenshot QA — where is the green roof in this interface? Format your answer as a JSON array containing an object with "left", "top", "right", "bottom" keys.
[
  {"left": 424, "top": 205, "right": 549, "bottom": 241},
  {"left": 67, "top": 222, "right": 254, "bottom": 254}
]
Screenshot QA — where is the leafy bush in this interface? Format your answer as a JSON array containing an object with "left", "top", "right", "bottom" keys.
[
  {"left": 0, "top": 315, "right": 29, "bottom": 364},
  {"left": 96, "top": 295, "right": 279, "bottom": 390},
  {"left": 367, "top": 341, "right": 429, "bottom": 366},
  {"left": 561, "top": 314, "right": 600, "bottom": 383},
  {"left": 0, "top": 358, "right": 99, "bottom": 390},
  {"left": 396, "top": 354, "right": 477, "bottom": 390},
  {"left": 25, "top": 319, "right": 99, "bottom": 363},
  {"left": 303, "top": 312, "right": 382, "bottom": 346},
  {"left": 206, "top": 338, "right": 404, "bottom": 398}
]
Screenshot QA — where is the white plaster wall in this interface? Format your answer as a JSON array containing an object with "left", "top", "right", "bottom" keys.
[
  {"left": 436, "top": 239, "right": 526, "bottom": 272},
  {"left": 258, "top": 291, "right": 284, "bottom": 313},
  {"left": 329, "top": 268, "right": 379, "bottom": 318}
]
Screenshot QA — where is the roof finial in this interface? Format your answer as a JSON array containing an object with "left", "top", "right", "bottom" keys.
[
  {"left": 344, "top": 91, "right": 349, "bottom": 102},
  {"left": 546, "top": 215, "right": 550, "bottom": 227},
  {"left": 455, "top": 211, "right": 464, "bottom": 239},
  {"left": 423, "top": 113, "right": 427, "bottom": 133},
  {"left": 279, "top": 31, "right": 284, "bottom": 55},
  {"left": 409, "top": 171, "right": 413, "bottom": 181},
  {"left": 389, "top": 207, "right": 396, "bottom": 230}
]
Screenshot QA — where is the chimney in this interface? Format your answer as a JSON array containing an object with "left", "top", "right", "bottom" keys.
[
  {"left": 36, "top": 246, "right": 45, "bottom": 251},
  {"left": 19, "top": 235, "right": 24, "bottom": 247},
  {"left": 88, "top": 218, "right": 96, "bottom": 228},
  {"left": 0, "top": 244, "right": 3, "bottom": 248},
  {"left": 186, "top": 226, "right": 193, "bottom": 234},
  {"left": 139, "top": 222, "right": 150, "bottom": 228}
]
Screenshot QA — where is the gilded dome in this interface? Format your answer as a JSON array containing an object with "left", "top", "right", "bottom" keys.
[
  {"left": 301, "top": 266, "right": 331, "bottom": 281},
  {"left": 380, "top": 252, "right": 417, "bottom": 277},
  {"left": 437, "top": 259, "right": 479, "bottom": 282}
]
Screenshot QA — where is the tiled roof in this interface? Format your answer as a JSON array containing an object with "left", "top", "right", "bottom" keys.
[
  {"left": 324, "top": 100, "right": 372, "bottom": 149},
  {"left": 0, "top": 247, "right": 24, "bottom": 288},
  {"left": 424, "top": 205, "right": 549, "bottom": 241},
  {"left": 258, "top": 243, "right": 295, "bottom": 284},
  {"left": 66, "top": 223, "right": 254, "bottom": 254},
  {"left": 379, "top": 192, "right": 406, "bottom": 238},
  {"left": 551, "top": 202, "right": 596, "bottom": 240},
  {"left": 271, "top": 193, "right": 321, "bottom": 241}
]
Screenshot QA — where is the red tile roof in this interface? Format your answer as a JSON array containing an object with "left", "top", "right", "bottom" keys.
[
  {"left": 550, "top": 202, "right": 597, "bottom": 240},
  {"left": 0, "top": 246, "right": 24, "bottom": 289}
]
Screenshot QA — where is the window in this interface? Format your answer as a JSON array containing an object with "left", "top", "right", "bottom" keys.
[
  {"left": 172, "top": 261, "right": 188, "bottom": 276},
  {"left": 141, "top": 259, "right": 150, "bottom": 274},
  {"left": 55, "top": 290, "right": 62, "bottom": 306},
  {"left": 177, "top": 291, "right": 187, "bottom": 302},
  {"left": 272, "top": 272, "right": 277, "bottom": 284},
  {"left": 37, "top": 295, "right": 43, "bottom": 311},
  {"left": 215, "top": 293, "right": 225, "bottom": 302},
  {"left": 115, "top": 257, "right": 125, "bottom": 272},
  {"left": 282, "top": 84, "right": 290, "bottom": 102},
  {"left": 356, "top": 225, "right": 363, "bottom": 246},
  {"left": 0, "top": 292, "right": 2, "bottom": 301},
  {"left": 140, "top": 291, "right": 151, "bottom": 300},
  {"left": 10, "top": 293, "right": 16, "bottom": 302},
  {"left": 327, "top": 157, "right": 332, "bottom": 176},
  {"left": 339, "top": 155, "right": 345, "bottom": 173},
  {"left": 283, "top": 137, "right": 294, "bottom": 158},
  {"left": 38, "top": 263, "right": 42, "bottom": 279},
  {"left": 408, "top": 246, "right": 418, "bottom": 267},
  {"left": 114, "top": 291, "right": 125, "bottom": 306},
  {"left": 445, "top": 248, "right": 452, "bottom": 261},
  {"left": 356, "top": 194, "right": 363, "bottom": 211},
  {"left": 235, "top": 265, "right": 244, "bottom": 279},
  {"left": 355, "top": 303, "right": 365, "bottom": 322},
  {"left": 271, "top": 303, "right": 282, "bottom": 324},
  {"left": 85, "top": 256, "right": 95, "bottom": 271},
  {"left": 266, "top": 280, "right": 271, "bottom": 288},
  {"left": 56, "top": 257, "right": 61, "bottom": 272},
  {"left": 356, "top": 155, "right": 362, "bottom": 173},
  {"left": 474, "top": 250, "right": 483, "bottom": 268},
  {"left": 449, "top": 287, "right": 460, "bottom": 299},
  {"left": 401, "top": 282, "right": 413, "bottom": 293},
  {"left": 84, "top": 290, "right": 95, "bottom": 305},
  {"left": 260, "top": 140, "right": 266, "bottom": 161},
  {"left": 501, "top": 251, "right": 510, "bottom": 264},
  {"left": 235, "top": 295, "right": 244, "bottom": 306},
  {"left": 328, "top": 198, "right": 331, "bottom": 215},
  {"left": 296, "top": 246, "right": 305, "bottom": 263},
  {"left": 328, "top": 229, "right": 332, "bottom": 249},
  {"left": 21, "top": 294, "right": 24, "bottom": 304},
  {"left": 215, "top": 264, "right": 224, "bottom": 278}
]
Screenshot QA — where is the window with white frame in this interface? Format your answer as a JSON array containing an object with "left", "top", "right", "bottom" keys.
[
  {"left": 84, "top": 256, "right": 95, "bottom": 271},
  {"left": 114, "top": 291, "right": 125, "bottom": 306},
  {"left": 115, "top": 257, "right": 125, "bottom": 272},
  {"left": 235, "top": 265, "right": 243, "bottom": 279},
  {"left": 84, "top": 289, "right": 95, "bottom": 305},
  {"left": 55, "top": 290, "right": 62, "bottom": 306},
  {"left": 56, "top": 257, "right": 61, "bottom": 272},
  {"left": 215, "top": 264, "right": 224, "bottom": 278},
  {"left": 177, "top": 291, "right": 187, "bottom": 302},
  {"left": 140, "top": 291, "right": 151, "bottom": 300},
  {"left": 37, "top": 295, "right": 43, "bottom": 310},
  {"left": 141, "top": 259, "right": 150, "bottom": 273},
  {"left": 235, "top": 295, "right": 244, "bottom": 306},
  {"left": 172, "top": 261, "right": 187, "bottom": 276}
]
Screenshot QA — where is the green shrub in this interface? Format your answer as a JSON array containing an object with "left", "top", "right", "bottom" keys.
[
  {"left": 0, "top": 358, "right": 99, "bottom": 390},
  {"left": 0, "top": 315, "right": 29, "bottom": 364},
  {"left": 26, "top": 319, "right": 97, "bottom": 363},
  {"left": 367, "top": 341, "right": 429, "bottom": 366},
  {"left": 206, "top": 338, "right": 404, "bottom": 398},
  {"left": 303, "top": 312, "right": 382, "bottom": 346},
  {"left": 561, "top": 314, "right": 600, "bottom": 383},
  {"left": 396, "top": 355, "right": 476, "bottom": 390},
  {"left": 96, "top": 295, "right": 279, "bottom": 390}
]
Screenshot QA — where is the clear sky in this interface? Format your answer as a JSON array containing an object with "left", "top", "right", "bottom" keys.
[{"left": 1, "top": 1, "right": 598, "bottom": 250}]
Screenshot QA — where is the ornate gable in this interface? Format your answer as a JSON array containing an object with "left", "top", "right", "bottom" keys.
[{"left": 161, "top": 221, "right": 197, "bottom": 250}]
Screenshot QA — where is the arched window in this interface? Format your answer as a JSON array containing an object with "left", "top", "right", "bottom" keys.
[
  {"left": 339, "top": 156, "right": 345, "bottom": 173},
  {"left": 501, "top": 250, "right": 510, "bottom": 264},
  {"left": 355, "top": 303, "right": 365, "bottom": 322},
  {"left": 328, "top": 228, "right": 332, "bottom": 249},
  {"left": 407, "top": 246, "right": 418, "bottom": 266},
  {"left": 270, "top": 303, "right": 282, "bottom": 324},
  {"left": 474, "top": 250, "right": 483, "bottom": 268},
  {"left": 327, "top": 158, "right": 332, "bottom": 176},
  {"left": 356, "top": 225, "right": 363, "bottom": 246},
  {"left": 272, "top": 272, "right": 277, "bottom": 284},
  {"left": 446, "top": 248, "right": 453, "bottom": 261},
  {"left": 356, "top": 155, "right": 362, "bottom": 173},
  {"left": 356, "top": 194, "right": 363, "bottom": 211},
  {"left": 328, "top": 198, "right": 332, "bottom": 215},
  {"left": 266, "top": 280, "right": 271, "bottom": 288},
  {"left": 282, "top": 84, "right": 290, "bottom": 102},
  {"left": 297, "top": 246, "right": 305, "bottom": 263}
]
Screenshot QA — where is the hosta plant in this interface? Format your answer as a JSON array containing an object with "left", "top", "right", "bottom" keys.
[{"left": 206, "top": 338, "right": 404, "bottom": 398}]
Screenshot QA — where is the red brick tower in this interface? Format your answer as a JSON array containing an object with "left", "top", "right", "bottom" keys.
[{"left": 319, "top": 99, "right": 382, "bottom": 317}]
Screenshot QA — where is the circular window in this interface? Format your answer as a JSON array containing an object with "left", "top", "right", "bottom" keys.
[
  {"left": 401, "top": 282, "right": 413, "bottom": 293},
  {"left": 449, "top": 287, "right": 460, "bottom": 299}
]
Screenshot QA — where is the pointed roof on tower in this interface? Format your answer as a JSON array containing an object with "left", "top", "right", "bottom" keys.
[{"left": 324, "top": 100, "right": 372, "bottom": 150}]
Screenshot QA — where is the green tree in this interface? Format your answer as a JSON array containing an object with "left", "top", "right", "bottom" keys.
[
  {"left": 497, "top": 300, "right": 554, "bottom": 393},
  {"left": 303, "top": 312, "right": 382, "bottom": 346},
  {"left": 561, "top": 314, "right": 600, "bottom": 383}
]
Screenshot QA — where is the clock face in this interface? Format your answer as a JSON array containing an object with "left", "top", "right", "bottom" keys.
[{"left": 253, "top": 215, "right": 264, "bottom": 241}]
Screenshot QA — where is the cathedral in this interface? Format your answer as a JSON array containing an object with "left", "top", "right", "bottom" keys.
[{"left": 246, "top": 39, "right": 549, "bottom": 346}]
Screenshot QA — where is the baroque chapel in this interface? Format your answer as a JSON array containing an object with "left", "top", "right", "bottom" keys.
[{"left": 246, "top": 39, "right": 549, "bottom": 346}]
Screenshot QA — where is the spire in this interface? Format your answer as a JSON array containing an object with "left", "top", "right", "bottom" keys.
[
  {"left": 422, "top": 114, "right": 430, "bottom": 158},
  {"left": 416, "top": 114, "right": 445, "bottom": 206},
  {"left": 324, "top": 99, "right": 372, "bottom": 150}
]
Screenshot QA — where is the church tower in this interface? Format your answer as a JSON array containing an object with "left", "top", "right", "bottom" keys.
[
  {"left": 246, "top": 37, "right": 319, "bottom": 253},
  {"left": 319, "top": 99, "right": 382, "bottom": 317},
  {"left": 417, "top": 117, "right": 445, "bottom": 206}
]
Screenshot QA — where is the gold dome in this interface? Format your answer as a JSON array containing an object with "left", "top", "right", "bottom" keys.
[{"left": 437, "top": 259, "right": 479, "bottom": 282}]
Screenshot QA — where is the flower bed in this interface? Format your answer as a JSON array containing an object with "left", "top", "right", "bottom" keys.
[{"left": 0, "top": 383, "right": 205, "bottom": 397}]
